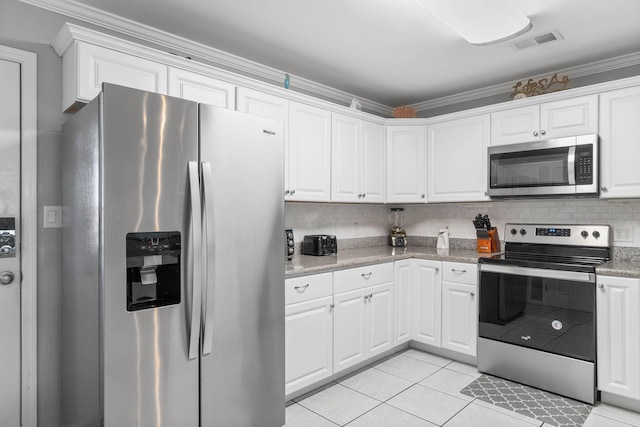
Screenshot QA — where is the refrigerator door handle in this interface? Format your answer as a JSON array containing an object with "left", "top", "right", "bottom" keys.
[
  {"left": 201, "top": 161, "right": 216, "bottom": 355},
  {"left": 187, "top": 161, "right": 203, "bottom": 360}
]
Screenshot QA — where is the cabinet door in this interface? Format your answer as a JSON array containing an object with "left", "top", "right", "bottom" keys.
[
  {"left": 366, "top": 282, "right": 394, "bottom": 358},
  {"left": 168, "top": 68, "right": 235, "bottom": 108},
  {"left": 285, "top": 296, "right": 334, "bottom": 396},
  {"left": 289, "top": 102, "right": 332, "bottom": 202},
  {"left": 599, "top": 86, "right": 640, "bottom": 198},
  {"left": 386, "top": 126, "right": 427, "bottom": 203},
  {"left": 540, "top": 95, "right": 598, "bottom": 139},
  {"left": 236, "top": 87, "right": 290, "bottom": 196},
  {"left": 427, "top": 115, "right": 490, "bottom": 202},
  {"left": 413, "top": 260, "right": 442, "bottom": 346},
  {"left": 597, "top": 276, "right": 640, "bottom": 399},
  {"left": 394, "top": 260, "right": 413, "bottom": 345},
  {"left": 441, "top": 281, "right": 477, "bottom": 356},
  {"left": 361, "top": 121, "right": 386, "bottom": 203},
  {"left": 490, "top": 105, "right": 539, "bottom": 146},
  {"left": 331, "top": 113, "right": 360, "bottom": 202},
  {"left": 333, "top": 288, "right": 367, "bottom": 373},
  {"left": 69, "top": 42, "right": 168, "bottom": 111}
]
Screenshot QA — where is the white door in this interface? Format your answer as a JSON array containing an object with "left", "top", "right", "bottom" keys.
[
  {"left": 386, "top": 125, "right": 427, "bottom": 203},
  {"left": 366, "top": 282, "right": 394, "bottom": 357},
  {"left": 596, "top": 276, "right": 640, "bottom": 399},
  {"left": 333, "top": 288, "right": 367, "bottom": 373},
  {"left": 0, "top": 58, "right": 21, "bottom": 427},
  {"left": 394, "top": 260, "right": 413, "bottom": 344},
  {"left": 361, "top": 121, "right": 386, "bottom": 203},
  {"left": 441, "top": 281, "right": 477, "bottom": 357},
  {"left": 331, "top": 113, "right": 360, "bottom": 202},
  {"left": 427, "top": 114, "right": 490, "bottom": 202},
  {"left": 413, "top": 260, "right": 442, "bottom": 346},
  {"left": 285, "top": 296, "right": 333, "bottom": 396}
]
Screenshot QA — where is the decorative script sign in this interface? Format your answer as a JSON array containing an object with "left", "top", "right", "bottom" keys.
[{"left": 512, "top": 73, "right": 571, "bottom": 99}]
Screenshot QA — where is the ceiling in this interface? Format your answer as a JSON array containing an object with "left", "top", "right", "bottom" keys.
[{"left": 36, "top": 0, "right": 640, "bottom": 107}]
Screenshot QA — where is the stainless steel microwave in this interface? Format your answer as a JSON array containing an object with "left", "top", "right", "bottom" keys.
[{"left": 487, "top": 134, "right": 598, "bottom": 198}]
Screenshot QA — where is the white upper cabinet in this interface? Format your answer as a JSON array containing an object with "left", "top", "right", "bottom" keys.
[
  {"left": 491, "top": 95, "right": 598, "bottom": 145},
  {"left": 386, "top": 125, "right": 427, "bottom": 203},
  {"left": 236, "top": 87, "right": 291, "bottom": 198},
  {"left": 288, "top": 101, "right": 332, "bottom": 202},
  {"left": 599, "top": 85, "right": 640, "bottom": 198},
  {"left": 427, "top": 114, "right": 490, "bottom": 202},
  {"left": 62, "top": 42, "right": 168, "bottom": 112},
  {"left": 332, "top": 113, "right": 385, "bottom": 203},
  {"left": 168, "top": 68, "right": 235, "bottom": 108}
]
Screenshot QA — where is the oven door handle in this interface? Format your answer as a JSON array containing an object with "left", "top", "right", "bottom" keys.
[{"left": 480, "top": 263, "right": 595, "bottom": 283}]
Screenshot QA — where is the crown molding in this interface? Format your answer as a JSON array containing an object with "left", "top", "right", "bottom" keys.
[
  {"left": 22, "top": 0, "right": 394, "bottom": 116},
  {"left": 409, "top": 51, "right": 640, "bottom": 112}
]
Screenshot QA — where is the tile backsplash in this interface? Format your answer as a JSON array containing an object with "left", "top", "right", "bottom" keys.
[{"left": 285, "top": 199, "right": 640, "bottom": 248}]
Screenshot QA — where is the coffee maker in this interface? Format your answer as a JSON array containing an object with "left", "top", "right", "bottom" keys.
[{"left": 388, "top": 208, "right": 407, "bottom": 247}]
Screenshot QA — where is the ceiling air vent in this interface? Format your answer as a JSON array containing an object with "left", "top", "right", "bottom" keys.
[{"left": 511, "top": 30, "right": 564, "bottom": 50}]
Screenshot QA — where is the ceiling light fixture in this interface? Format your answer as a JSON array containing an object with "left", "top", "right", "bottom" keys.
[{"left": 413, "top": 0, "right": 532, "bottom": 46}]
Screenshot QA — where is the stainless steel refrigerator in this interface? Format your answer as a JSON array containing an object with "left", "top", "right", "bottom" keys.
[{"left": 61, "top": 83, "right": 285, "bottom": 427}]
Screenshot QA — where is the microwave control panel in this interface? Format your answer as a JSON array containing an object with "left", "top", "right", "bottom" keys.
[{"left": 576, "top": 144, "right": 593, "bottom": 185}]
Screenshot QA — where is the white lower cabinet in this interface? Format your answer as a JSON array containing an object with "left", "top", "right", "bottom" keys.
[
  {"left": 441, "top": 262, "right": 478, "bottom": 357},
  {"left": 597, "top": 275, "right": 640, "bottom": 400},
  {"left": 413, "top": 259, "right": 442, "bottom": 347},
  {"left": 394, "top": 259, "right": 413, "bottom": 344},
  {"left": 333, "top": 263, "right": 394, "bottom": 373},
  {"left": 285, "top": 273, "right": 333, "bottom": 396},
  {"left": 397, "top": 259, "right": 477, "bottom": 357}
]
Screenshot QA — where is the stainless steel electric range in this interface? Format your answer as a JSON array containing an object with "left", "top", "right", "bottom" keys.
[{"left": 477, "top": 223, "right": 611, "bottom": 404}]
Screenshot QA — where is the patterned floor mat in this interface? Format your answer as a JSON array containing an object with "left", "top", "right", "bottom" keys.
[{"left": 460, "top": 374, "right": 593, "bottom": 427}]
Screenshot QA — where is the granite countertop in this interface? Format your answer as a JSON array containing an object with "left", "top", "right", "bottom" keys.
[
  {"left": 285, "top": 245, "right": 640, "bottom": 279},
  {"left": 285, "top": 245, "right": 496, "bottom": 278},
  {"left": 597, "top": 260, "right": 640, "bottom": 278}
]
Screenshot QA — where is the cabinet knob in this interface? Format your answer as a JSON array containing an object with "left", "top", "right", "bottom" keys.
[
  {"left": 284, "top": 190, "right": 290, "bottom": 195},
  {"left": 294, "top": 284, "right": 310, "bottom": 292},
  {"left": 421, "top": 194, "right": 425, "bottom": 199},
  {"left": 0, "top": 271, "right": 14, "bottom": 285},
  {"left": 290, "top": 189, "right": 296, "bottom": 195},
  {"left": 540, "top": 130, "right": 546, "bottom": 136},
  {"left": 533, "top": 131, "right": 539, "bottom": 137},
  {"left": 361, "top": 194, "right": 366, "bottom": 199},
  {"left": 361, "top": 272, "right": 373, "bottom": 279},
  {"left": 435, "top": 267, "right": 440, "bottom": 273},
  {"left": 598, "top": 283, "right": 605, "bottom": 289},
  {"left": 600, "top": 187, "right": 608, "bottom": 192},
  {"left": 470, "top": 292, "right": 475, "bottom": 297}
]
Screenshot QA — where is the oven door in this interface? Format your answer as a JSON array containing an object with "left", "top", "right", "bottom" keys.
[{"left": 479, "top": 264, "right": 596, "bottom": 362}]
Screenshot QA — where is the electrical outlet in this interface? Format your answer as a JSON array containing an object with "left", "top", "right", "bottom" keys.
[{"left": 614, "top": 226, "right": 633, "bottom": 242}]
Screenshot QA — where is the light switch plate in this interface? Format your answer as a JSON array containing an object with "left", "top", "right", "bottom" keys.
[{"left": 43, "top": 206, "right": 62, "bottom": 228}]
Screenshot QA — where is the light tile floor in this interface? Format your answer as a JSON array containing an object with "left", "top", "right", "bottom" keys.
[{"left": 286, "top": 349, "right": 640, "bottom": 427}]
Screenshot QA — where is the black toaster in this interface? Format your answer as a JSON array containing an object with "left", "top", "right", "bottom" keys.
[{"left": 302, "top": 235, "right": 337, "bottom": 256}]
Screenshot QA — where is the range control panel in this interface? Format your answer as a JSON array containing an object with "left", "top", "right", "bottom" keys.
[{"left": 505, "top": 223, "right": 610, "bottom": 247}]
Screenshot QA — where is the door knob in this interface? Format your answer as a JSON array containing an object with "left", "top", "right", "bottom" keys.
[{"left": 0, "top": 271, "right": 14, "bottom": 285}]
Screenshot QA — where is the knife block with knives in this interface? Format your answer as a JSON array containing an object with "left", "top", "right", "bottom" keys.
[{"left": 473, "top": 214, "right": 501, "bottom": 253}]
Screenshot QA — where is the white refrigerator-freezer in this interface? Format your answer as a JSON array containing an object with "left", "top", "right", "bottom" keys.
[{"left": 61, "top": 83, "right": 285, "bottom": 426}]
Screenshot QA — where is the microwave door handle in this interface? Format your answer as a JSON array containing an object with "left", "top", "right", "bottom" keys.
[
  {"left": 567, "top": 146, "right": 576, "bottom": 185},
  {"left": 187, "top": 161, "right": 203, "bottom": 360}
]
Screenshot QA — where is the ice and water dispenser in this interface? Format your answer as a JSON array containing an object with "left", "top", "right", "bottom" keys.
[{"left": 126, "top": 232, "right": 181, "bottom": 311}]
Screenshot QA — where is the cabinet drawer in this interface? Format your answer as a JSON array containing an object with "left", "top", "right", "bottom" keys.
[
  {"left": 442, "top": 262, "right": 477, "bottom": 285},
  {"left": 285, "top": 273, "right": 332, "bottom": 305},
  {"left": 334, "top": 262, "right": 393, "bottom": 294}
]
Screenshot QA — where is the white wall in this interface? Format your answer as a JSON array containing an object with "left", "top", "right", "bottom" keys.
[{"left": 286, "top": 199, "right": 640, "bottom": 248}]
